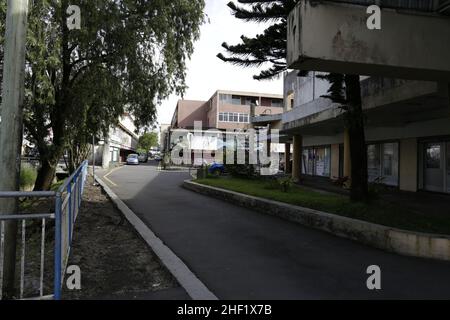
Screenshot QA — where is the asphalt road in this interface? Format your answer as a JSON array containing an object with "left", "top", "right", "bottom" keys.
[{"left": 104, "top": 162, "right": 450, "bottom": 299}]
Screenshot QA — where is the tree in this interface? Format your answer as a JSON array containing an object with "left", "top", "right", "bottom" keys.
[
  {"left": 138, "top": 132, "right": 158, "bottom": 153},
  {"left": 217, "top": 0, "right": 297, "bottom": 80},
  {"left": 0, "top": 0, "right": 205, "bottom": 190},
  {"left": 218, "top": 0, "right": 369, "bottom": 201}
]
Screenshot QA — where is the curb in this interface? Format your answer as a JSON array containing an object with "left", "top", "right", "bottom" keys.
[
  {"left": 183, "top": 180, "right": 450, "bottom": 262},
  {"left": 95, "top": 175, "right": 218, "bottom": 300}
]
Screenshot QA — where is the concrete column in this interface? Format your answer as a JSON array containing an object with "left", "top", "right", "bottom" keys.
[
  {"left": 102, "top": 138, "right": 111, "bottom": 169},
  {"left": 330, "top": 144, "right": 340, "bottom": 179},
  {"left": 284, "top": 143, "right": 291, "bottom": 174},
  {"left": 400, "top": 138, "right": 418, "bottom": 192},
  {"left": 343, "top": 128, "right": 352, "bottom": 186},
  {"left": 292, "top": 135, "right": 302, "bottom": 182}
]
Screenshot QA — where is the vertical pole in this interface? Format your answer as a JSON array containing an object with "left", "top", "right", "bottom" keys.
[
  {"left": 92, "top": 135, "right": 95, "bottom": 181},
  {"left": 284, "top": 143, "right": 291, "bottom": 174},
  {"left": 68, "top": 183, "right": 72, "bottom": 244},
  {"left": 54, "top": 193, "right": 62, "bottom": 300},
  {"left": 0, "top": 0, "right": 29, "bottom": 298},
  {"left": 343, "top": 127, "right": 352, "bottom": 188},
  {"left": 292, "top": 135, "right": 303, "bottom": 182}
]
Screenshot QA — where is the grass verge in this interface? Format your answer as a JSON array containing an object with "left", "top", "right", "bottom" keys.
[{"left": 195, "top": 177, "right": 450, "bottom": 235}]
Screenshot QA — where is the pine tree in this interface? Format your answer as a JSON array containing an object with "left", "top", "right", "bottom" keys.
[
  {"left": 219, "top": 0, "right": 369, "bottom": 201},
  {"left": 217, "top": 0, "right": 299, "bottom": 80}
]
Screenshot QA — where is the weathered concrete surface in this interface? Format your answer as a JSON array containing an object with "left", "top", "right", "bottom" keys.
[
  {"left": 183, "top": 180, "right": 450, "bottom": 261},
  {"left": 287, "top": 0, "right": 450, "bottom": 81}
]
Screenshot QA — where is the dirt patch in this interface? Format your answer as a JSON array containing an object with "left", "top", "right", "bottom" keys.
[{"left": 62, "top": 176, "right": 179, "bottom": 299}]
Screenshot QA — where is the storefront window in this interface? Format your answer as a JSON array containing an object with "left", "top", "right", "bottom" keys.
[
  {"left": 426, "top": 144, "right": 441, "bottom": 169},
  {"left": 314, "top": 147, "right": 330, "bottom": 177},
  {"left": 302, "top": 146, "right": 330, "bottom": 177},
  {"left": 367, "top": 144, "right": 381, "bottom": 181},
  {"left": 383, "top": 143, "right": 395, "bottom": 176},
  {"left": 367, "top": 142, "right": 399, "bottom": 186}
]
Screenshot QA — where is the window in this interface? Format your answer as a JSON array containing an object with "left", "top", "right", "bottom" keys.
[
  {"left": 218, "top": 112, "right": 250, "bottom": 123},
  {"left": 271, "top": 99, "right": 283, "bottom": 108},
  {"left": 367, "top": 142, "right": 399, "bottom": 186},
  {"left": 314, "top": 147, "right": 331, "bottom": 177},
  {"left": 245, "top": 97, "right": 257, "bottom": 106},
  {"left": 383, "top": 143, "right": 396, "bottom": 176},
  {"left": 219, "top": 94, "right": 231, "bottom": 104},
  {"left": 301, "top": 146, "right": 331, "bottom": 177},
  {"left": 426, "top": 144, "right": 441, "bottom": 169},
  {"left": 367, "top": 144, "right": 381, "bottom": 179},
  {"left": 231, "top": 95, "right": 242, "bottom": 105}
]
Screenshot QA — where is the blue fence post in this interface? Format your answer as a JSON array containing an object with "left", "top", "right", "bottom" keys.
[
  {"left": 54, "top": 192, "right": 62, "bottom": 300},
  {"left": 68, "top": 183, "right": 72, "bottom": 244}
]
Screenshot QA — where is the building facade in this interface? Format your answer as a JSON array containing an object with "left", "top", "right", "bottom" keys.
[
  {"left": 168, "top": 90, "right": 284, "bottom": 165},
  {"left": 99, "top": 113, "right": 139, "bottom": 168},
  {"left": 171, "top": 90, "right": 284, "bottom": 130},
  {"left": 283, "top": 0, "right": 450, "bottom": 194}
]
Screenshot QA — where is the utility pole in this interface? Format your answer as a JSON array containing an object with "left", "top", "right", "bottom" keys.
[{"left": 0, "top": 0, "right": 29, "bottom": 298}]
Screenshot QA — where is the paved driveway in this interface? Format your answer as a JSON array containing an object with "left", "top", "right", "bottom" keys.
[{"left": 103, "top": 162, "right": 450, "bottom": 299}]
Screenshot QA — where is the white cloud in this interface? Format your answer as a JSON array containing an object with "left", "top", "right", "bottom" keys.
[{"left": 156, "top": 0, "right": 283, "bottom": 125}]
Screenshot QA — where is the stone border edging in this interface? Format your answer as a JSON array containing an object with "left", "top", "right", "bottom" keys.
[
  {"left": 95, "top": 175, "right": 218, "bottom": 300},
  {"left": 183, "top": 180, "right": 450, "bottom": 262}
]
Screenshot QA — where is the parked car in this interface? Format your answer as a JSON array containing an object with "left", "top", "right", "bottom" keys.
[
  {"left": 208, "top": 162, "right": 225, "bottom": 176},
  {"left": 138, "top": 153, "right": 148, "bottom": 163},
  {"left": 154, "top": 153, "right": 162, "bottom": 161},
  {"left": 126, "top": 154, "right": 139, "bottom": 165}
]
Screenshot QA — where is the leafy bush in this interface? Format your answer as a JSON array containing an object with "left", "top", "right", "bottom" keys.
[
  {"left": 20, "top": 164, "right": 37, "bottom": 190},
  {"left": 277, "top": 176, "right": 293, "bottom": 192},
  {"left": 264, "top": 176, "right": 293, "bottom": 192},
  {"left": 225, "top": 164, "right": 257, "bottom": 179}
]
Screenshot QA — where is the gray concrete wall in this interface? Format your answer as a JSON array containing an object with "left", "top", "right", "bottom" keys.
[{"left": 287, "top": 0, "right": 450, "bottom": 81}]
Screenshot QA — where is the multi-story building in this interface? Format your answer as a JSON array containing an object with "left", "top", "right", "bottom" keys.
[
  {"left": 283, "top": 0, "right": 450, "bottom": 194},
  {"left": 99, "top": 113, "right": 139, "bottom": 168},
  {"left": 168, "top": 90, "right": 284, "bottom": 165},
  {"left": 171, "top": 90, "right": 283, "bottom": 130}
]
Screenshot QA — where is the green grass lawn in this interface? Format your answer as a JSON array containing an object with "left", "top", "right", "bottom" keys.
[{"left": 195, "top": 177, "right": 450, "bottom": 235}]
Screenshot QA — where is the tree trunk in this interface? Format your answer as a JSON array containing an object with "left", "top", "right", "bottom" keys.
[
  {"left": 344, "top": 74, "right": 369, "bottom": 202},
  {"left": 34, "top": 159, "right": 56, "bottom": 191}
]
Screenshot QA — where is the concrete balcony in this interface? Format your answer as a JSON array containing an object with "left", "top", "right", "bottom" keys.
[
  {"left": 282, "top": 72, "right": 449, "bottom": 134},
  {"left": 287, "top": 0, "right": 450, "bottom": 81}
]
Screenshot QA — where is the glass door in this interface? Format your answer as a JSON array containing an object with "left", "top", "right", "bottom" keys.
[
  {"left": 382, "top": 143, "right": 399, "bottom": 186},
  {"left": 424, "top": 143, "right": 444, "bottom": 192}
]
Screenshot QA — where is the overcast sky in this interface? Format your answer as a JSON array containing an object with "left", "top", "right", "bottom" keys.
[{"left": 156, "top": 0, "right": 283, "bottom": 125}]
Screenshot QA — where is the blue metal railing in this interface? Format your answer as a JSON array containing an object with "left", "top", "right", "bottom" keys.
[
  {"left": 0, "top": 160, "right": 88, "bottom": 300},
  {"left": 54, "top": 160, "right": 88, "bottom": 300}
]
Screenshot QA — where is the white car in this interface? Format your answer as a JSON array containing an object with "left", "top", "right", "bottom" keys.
[{"left": 126, "top": 154, "right": 139, "bottom": 165}]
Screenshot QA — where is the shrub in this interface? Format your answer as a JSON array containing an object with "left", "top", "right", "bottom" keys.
[
  {"left": 277, "top": 176, "right": 293, "bottom": 192},
  {"left": 20, "top": 164, "right": 38, "bottom": 190},
  {"left": 225, "top": 164, "right": 257, "bottom": 179},
  {"left": 263, "top": 176, "right": 294, "bottom": 192}
]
